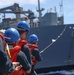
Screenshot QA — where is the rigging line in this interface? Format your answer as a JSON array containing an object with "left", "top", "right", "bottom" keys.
[{"left": 40, "top": 26, "right": 67, "bottom": 54}]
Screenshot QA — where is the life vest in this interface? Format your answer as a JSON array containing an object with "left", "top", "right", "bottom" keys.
[
  {"left": 18, "top": 39, "right": 28, "bottom": 47},
  {"left": 0, "top": 33, "right": 6, "bottom": 50},
  {"left": 0, "top": 33, "right": 4, "bottom": 41},
  {"left": 5, "top": 45, "right": 26, "bottom": 75},
  {"left": 28, "top": 44, "right": 38, "bottom": 65},
  {"left": 0, "top": 33, "right": 6, "bottom": 46},
  {"left": 9, "top": 45, "right": 21, "bottom": 62}
]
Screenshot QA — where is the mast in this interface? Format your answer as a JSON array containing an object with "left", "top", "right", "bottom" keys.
[
  {"left": 60, "top": 0, "right": 64, "bottom": 17},
  {"left": 38, "top": 0, "right": 41, "bottom": 22},
  {"left": 58, "top": 0, "right": 64, "bottom": 24},
  {"left": 37, "top": 0, "right": 44, "bottom": 24}
]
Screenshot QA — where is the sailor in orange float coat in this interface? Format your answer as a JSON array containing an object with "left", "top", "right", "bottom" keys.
[
  {"left": 28, "top": 34, "right": 42, "bottom": 75},
  {"left": 4, "top": 28, "right": 31, "bottom": 75},
  {"left": 17, "top": 21, "right": 32, "bottom": 71}
]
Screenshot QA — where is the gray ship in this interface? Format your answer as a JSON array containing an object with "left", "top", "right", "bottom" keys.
[
  {"left": 28, "top": 18, "right": 74, "bottom": 74},
  {"left": 0, "top": 2, "right": 74, "bottom": 74}
]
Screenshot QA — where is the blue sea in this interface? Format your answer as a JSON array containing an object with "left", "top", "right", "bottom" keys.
[{"left": 38, "top": 70, "right": 74, "bottom": 75}]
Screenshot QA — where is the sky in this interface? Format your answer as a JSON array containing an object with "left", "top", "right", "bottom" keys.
[{"left": 0, "top": 0, "right": 74, "bottom": 24}]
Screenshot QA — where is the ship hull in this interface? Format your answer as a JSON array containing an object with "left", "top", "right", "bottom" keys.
[{"left": 27, "top": 24, "right": 74, "bottom": 73}]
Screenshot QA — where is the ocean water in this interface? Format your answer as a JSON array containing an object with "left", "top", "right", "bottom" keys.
[{"left": 38, "top": 70, "right": 74, "bottom": 75}]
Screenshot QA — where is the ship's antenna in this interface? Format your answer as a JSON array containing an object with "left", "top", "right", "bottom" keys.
[
  {"left": 59, "top": 0, "right": 64, "bottom": 24},
  {"left": 54, "top": 6, "right": 57, "bottom": 13},
  {"left": 59, "top": 0, "right": 64, "bottom": 16},
  {"left": 50, "top": 8, "right": 52, "bottom": 13}
]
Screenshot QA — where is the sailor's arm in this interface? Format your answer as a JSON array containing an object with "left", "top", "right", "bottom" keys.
[
  {"left": 22, "top": 45, "right": 32, "bottom": 65},
  {"left": 32, "top": 48, "right": 42, "bottom": 61},
  {"left": 0, "top": 36, "right": 14, "bottom": 73},
  {"left": 17, "top": 51, "right": 31, "bottom": 73},
  {"left": 0, "top": 50, "right": 14, "bottom": 74}
]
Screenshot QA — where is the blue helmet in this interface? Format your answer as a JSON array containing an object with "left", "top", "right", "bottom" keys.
[
  {"left": 4, "top": 28, "right": 20, "bottom": 43},
  {"left": 17, "top": 21, "right": 30, "bottom": 32},
  {"left": 28, "top": 34, "right": 38, "bottom": 43}
]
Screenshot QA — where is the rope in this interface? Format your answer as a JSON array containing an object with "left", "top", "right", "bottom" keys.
[
  {"left": 6, "top": 43, "right": 11, "bottom": 58},
  {"left": 40, "top": 26, "right": 67, "bottom": 54}
]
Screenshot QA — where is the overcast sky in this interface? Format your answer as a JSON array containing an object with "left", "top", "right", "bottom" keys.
[{"left": 0, "top": 0, "right": 74, "bottom": 24}]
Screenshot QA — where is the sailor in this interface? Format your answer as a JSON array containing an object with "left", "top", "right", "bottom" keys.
[
  {"left": 28, "top": 34, "right": 42, "bottom": 75},
  {"left": 17, "top": 21, "right": 32, "bottom": 66},
  {"left": 0, "top": 33, "right": 22, "bottom": 75},
  {"left": 4, "top": 28, "right": 31, "bottom": 75}
]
